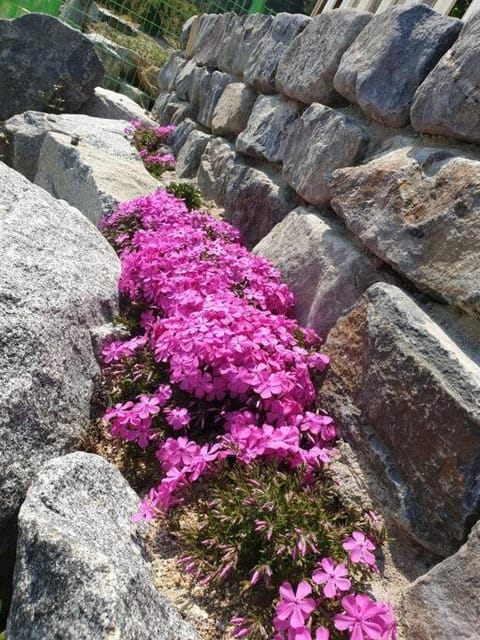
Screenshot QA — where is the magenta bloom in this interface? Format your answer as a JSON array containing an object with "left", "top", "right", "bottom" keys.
[
  {"left": 315, "top": 628, "right": 330, "bottom": 640},
  {"left": 275, "top": 581, "right": 316, "bottom": 629},
  {"left": 165, "top": 407, "right": 190, "bottom": 430},
  {"left": 343, "top": 532, "right": 376, "bottom": 566},
  {"left": 334, "top": 594, "right": 383, "bottom": 640},
  {"left": 312, "top": 557, "right": 351, "bottom": 598}
]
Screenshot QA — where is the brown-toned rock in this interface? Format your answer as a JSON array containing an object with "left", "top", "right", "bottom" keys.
[
  {"left": 321, "top": 282, "right": 480, "bottom": 557},
  {"left": 329, "top": 142, "right": 480, "bottom": 320},
  {"left": 211, "top": 83, "right": 257, "bottom": 138}
]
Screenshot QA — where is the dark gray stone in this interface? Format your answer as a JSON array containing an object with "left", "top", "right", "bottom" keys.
[
  {"left": 224, "top": 163, "right": 301, "bottom": 248},
  {"left": 333, "top": 5, "right": 462, "bottom": 127},
  {"left": 230, "top": 14, "right": 273, "bottom": 78},
  {"left": 321, "top": 282, "right": 480, "bottom": 556},
  {"left": 282, "top": 103, "right": 369, "bottom": 205},
  {"left": 197, "top": 70, "right": 234, "bottom": 129},
  {"left": 253, "top": 207, "right": 388, "bottom": 339},
  {"left": 411, "top": 13, "right": 480, "bottom": 144},
  {"left": 216, "top": 15, "right": 247, "bottom": 73},
  {"left": 276, "top": 9, "right": 372, "bottom": 106},
  {"left": 329, "top": 142, "right": 480, "bottom": 320},
  {"left": 151, "top": 92, "right": 192, "bottom": 126},
  {"left": 188, "top": 65, "right": 210, "bottom": 116},
  {"left": 402, "top": 520, "right": 480, "bottom": 639},
  {"left": 171, "top": 118, "right": 198, "bottom": 156},
  {"left": 7, "top": 453, "right": 197, "bottom": 640},
  {"left": 175, "top": 129, "right": 211, "bottom": 179},
  {"left": 192, "top": 13, "right": 234, "bottom": 68},
  {"left": 158, "top": 51, "right": 186, "bottom": 93},
  {"left": 236, "top": 94, "right": 302, "bottom": 163},
  {"left": 243, "top": 12, "right": 310, "bottom": 94},
  {"left": 197, "top": 137, "right": 239, "bottom": 206},
  {"left": 0, "top": 14, "right": 104, "bottom": 120},
  {"left": 211, "top": 82, "right": 257, "bottom": 138},
  {"left": 0, "top": 161, "right": 119, "bottom": 586},
  {"left": 174, "top": 58, "right": 198, "bottom": 101}
]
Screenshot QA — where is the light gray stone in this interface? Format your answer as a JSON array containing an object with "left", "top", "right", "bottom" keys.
[
  {"left": 216, "top": 14, "right": 247, "bottom": 73},
  {"left": 175, "top": 129, "right": 211, "bottom": 179},
  {"left": 118, "top": 82, "right": 150, "bottom": 110},
  {"left": 230, "top": 14, "right": 273, "bottom": 78},
  {"left": 253, "top": 207, "right": 389, "bottom": 339},
  {"left": 402, "top": 520, "right": 480, "bottom": 639},
  {"left": 321, "top": 282, "right": 480, "bottom": 556},
  {"left": 0, "top": 14, "right": 103, "bottom": 120},
  {"left": 411, "top": 13, "right": 480, "bottom": 145},
  {"left": 158, "top": 51, "right": 186, "bottom": 92},
  {"left": 81, "top": 86, "right": 157, "bottom": 125},
  {"left": 243, "top": 12, "right": 310, "bottom": 94},
  {"left": 211, "top": 83, "right": 257, "bottom": 138},
  {"left": 7, "top": 453, "right": 197, "bottom": 640},
  {"left": 188, "top": 65, "right": 210, "bottom": 116},
  {"left": 174, "top": 58, "right": 198, "bottom": 101},
  {"left": 333, "top": 5, "right": 462, "bottom": 127},
  {"left": 276, "top": 9, "right": 372, "bottom": 106},
  {"left": 236, "top": 94, "right": 301, "bottom": 163},
  {"left": 197, "top": 70, "right": 234, "bottom": 130},
  {"left": 282, "top": 103, "right": 369, "bottom": 205},
  {"left": 35, "top": 130, "right": 159, "bottom": 225},
  {"left": 197, "top": 137, "right": 238, "bottom": 206},
  {"left": 171, "top": 118, "right": 198, "bottom": 155},
  {"left": 151, "top": 92, "right": 192, "bottom": 126},
  {"left": 329, "top": 143, "right": 480, "bottom": 320},
  {"left": 224, "top": 163, "right": 301, "bottom": 248},
  {"left": 1, "top": 111, "right": 139, "bottom": 182},
  {"left": 192, "top": 13, "right": 234, "bottom": 68},
  {"left": 0, "top": 161, "right": 119, "bottom": 591}
]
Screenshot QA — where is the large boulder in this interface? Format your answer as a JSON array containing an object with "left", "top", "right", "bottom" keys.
[
  {"left": 7, "top": 453, "right": 197, "bottom": 640},
  {"left": 236, "top": 94, "right": 302, "bottom": 164},
  {"left": 0, "top": 14, "right": 103, "bottom": 120},
  {"left": 321, "top": 282, "right": 480, "bottom": 556},
  {"left": 197, "top": 70, "right": 234, "bottom": 129},
  {"left": 333, "top": 5, "right": 462, "bottom": 127},
  {"left": 276, "top": 9, "right": 372, "bottom": 106},
  {"left": 0, "top": 161, "right": 119, "bottom": 603},
  {"left": 411, "top": 13, "right": 480, "bottom": 144},
  {"left": 401, "top": 520, "right": 480, "bottom": 639},
  {"left": 80, "top": 87, "right": 157, "bottom": 125},
  {"left": 243, "top": 12, "right": 310, "bottom": 94},
  {"left": 224, "top": 163, "right": 301, "bottom": 248},
  {"left": 328, "top": 142, "right": 480, "bottom": 320},
  {"left": 282, "top": 103, "right": 369, "bottom": 205},
  {"left": 253, "top": 207, "right": 389, "bottom": 339},
  {"left": 211, "top": 82, "right": 257, "bottom": 138}
]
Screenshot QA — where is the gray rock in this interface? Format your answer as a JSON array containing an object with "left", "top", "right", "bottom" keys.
[
  {"left": 197, "top": 70, "right": 234, "bottom": 130},
  {"left": 181, "top": 14, "right": 197, "bottom": 50},
  {"left": 253, "top": 207, "right": 389, "bottom": 339},
  {"left": 171, "top": 118, "right": 198, "bottom": 156},
  {"left": 321, "top": 282, "right": 480, "bottom": 556},
  {"left": 230, "top": 14, "right": 273, "bottom": 78},
  {"left": 0, "top": 14, "right": 103, "bottom": 120},
  {"left": 158, "top": 51, "right": 186, "bottom": 92},
  {"left": 87, "top": 32, "right": 140, "bottom": 82},
  {"left": 329, "top": 143, "right": 480, "bottom": 320},
  {"left": 188, "top": 65, "right": 210, "bottom": 116},
  {"left": 174, "top": 58, "right": 198, "bottom": 101},
  {"left": 402, "top": 520, "right": 480, "bottom": 639},
  {"left": 411, "top": 13, "right": 480, "bottom": 144},
  {"left": 81, "top": 87, "right": 157, "bottom": 125},
  {"left": 175, "top": 129, "right": 212, "bottom": 179},
  {"left": 197, "top": 137, "right": 238, "bottom": 206},
  {"left": 1, "top": 111, "right": 139, "bottom": 182},
  {"left": 236, "top": 94, "right": 302, "bottom": 163},
  {"left": 211, "top": 82, "right": 257, "bottom": 138},
  {"left": 7, "top": 453, "right": 197, "bottom": 640},
  {"left": 118, "top": 82, "right": 150, "bottom": 110},
  {"left": 216, "top": 14, "right": 247, "bottom": 73},
  {"left": 192, "top": 13, "right": 234, "bottom": 68},
  {"left": 0, "top": 161, "right": 119, "bottom": 581},
  {"left": 282, "top": 103, "right": 369, "bottom": 205},
  {"left": 224, "top": 163, "right": 301, "bottom": 248},
  {"left": 276, "top": 9, "right": 372, "bottom": 106},
  {"left": 35, "top": 130, "right": 159, "bottom": 225},
  {"left": 333, "top": 5, "right": 462, "bottom": 127},
  {"left": 243, "top": 12, "right": 310, "bottom": 94},
  {"left": 151, "top": 92, "right": 193, "bottom": 126}
]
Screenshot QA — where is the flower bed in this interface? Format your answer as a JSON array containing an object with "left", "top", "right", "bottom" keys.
[{"left": 99, "top": 124, "right": 397, "bottom": 640}]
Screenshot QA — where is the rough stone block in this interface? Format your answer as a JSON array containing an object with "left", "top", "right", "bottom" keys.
[
  {"left": 197, "top": 70, "right": 234, "bottom": 130},
  {"left": 333, "top": 5, "right": 462, "bottom": 127},
  {"left": 211, "top": 82, "right": 257, "bottom": 138},
  {"left": 158, "top": 51, "right": 186, "bottom": 92},
  {"left": 197, "top": 137, "right": 238, "bottom": 206},
  {"left": 175, "top": 129, "right": 211, "bottom": 179},
  {"left": 282, "top": 103, "right": 369, "bottom": 205},
  {"left": 192, "top": 13, "right": 234, "bottom": 68}
]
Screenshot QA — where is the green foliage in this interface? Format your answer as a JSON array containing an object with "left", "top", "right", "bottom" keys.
[
  {"left": 0, "top": 631, "right": 6, "bottom": 640},
  {"left": 92, "top": 21, "right": 170, "bottom": 69},
  {"left": 171, "top": 462, "right": 384, "bottom": 637},
  {"left": 449, "top": 0, "right": 471, "bottom": 17},
  {"left": 166, "top": 182, "right": 202, "bottom": 211}
]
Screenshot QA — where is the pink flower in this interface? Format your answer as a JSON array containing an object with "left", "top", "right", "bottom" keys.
[
  {"left": 165, "top": 407, "right": 190, "bottom": 430},
  {"left": 275, "top": 581, "right": 316, "bottom": 630},
  {"left": 343, "top": 532, "right": 376, "bottom": 566},
  {"left": 334, "top": 594, "right": 383, "bottom": 640},
  {"left": 312, "top": 557, "right": 351, "bottom": 598},
  {"left": 315, "top": 628, "right": 329, "bottom": 640}
]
